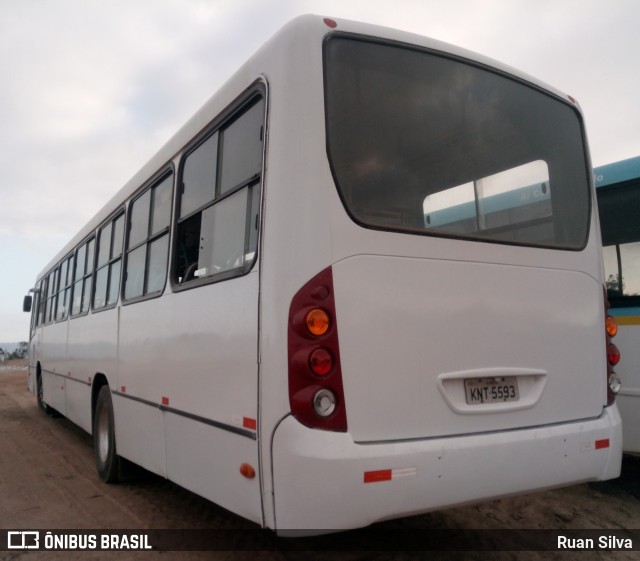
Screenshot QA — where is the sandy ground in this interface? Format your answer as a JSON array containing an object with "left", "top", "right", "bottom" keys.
[{"left": 0, "top": 360, "right": 639, "bottom": 561}]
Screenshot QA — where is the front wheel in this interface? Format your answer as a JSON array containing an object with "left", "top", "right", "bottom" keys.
[{"left": 93, "top": 385, "right": 121, "bottom": 483}]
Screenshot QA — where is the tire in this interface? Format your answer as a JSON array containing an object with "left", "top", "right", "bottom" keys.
[
  {"left": 36, "top": 373, "right": 54, "bottom": 416},
  {"left": 93, "top": 385, "right": 122, "bottom": 483}
]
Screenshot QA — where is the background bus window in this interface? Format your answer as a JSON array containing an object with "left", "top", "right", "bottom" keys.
[
  {"left": 620, "top": 243, "right": 640, "bottom": 296},
  {"left": 599, "top": 181, "right": 640, "bottom": 301},
  {"left": 605, "top": 242, "right": 640, "bottom": 297},
  {"left": 423, "top": 160, "right": 551, "bottom": 238}
]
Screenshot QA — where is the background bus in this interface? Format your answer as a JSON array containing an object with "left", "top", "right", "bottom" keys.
[
  {"left": 24, "top": 15, "right": 621, "bottom": 533},
  {"left": 596, "top": 155, "right": 640, "bottom": 453}
]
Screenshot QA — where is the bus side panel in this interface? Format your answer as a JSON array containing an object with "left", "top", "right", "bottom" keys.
[
  {"left": 164, "top": 413, "right": 262, "bottom": 525},
  {"left": 65, "top": 379, "right": 92, "bottom": 433},
  {"left": 67, "top": 311, "right": 119, "bottom": 428},
  {"left": 118, "top": 296, "right": 175, "bottom": 476},
  {"left": 118, "top": 272, "right": 262, "bottom": 524},
  {"left": 611, "top": 316, "right": 640, "bottom": 453},
  {"left": 112, "top": 395, "right": 167, "bottom": 477},
  {"left": 41, "top": 371, "right": 66, "bottom": 416},
  {"left": 40, "top": 320, "right": 68, "bottom": 415}
]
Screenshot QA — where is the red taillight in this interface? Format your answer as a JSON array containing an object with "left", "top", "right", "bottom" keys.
[
  {"left": 309, "top": 348, "right": 333, "bottom": 376},
  {"left": 288, "top": 266, "right": 347, "bottom": 431},
  {"left": 604, "top": 291, "right": 620, "bottom": 405},
  {"left": 607, "top": 343, "right": 620, "bottom": 366}
]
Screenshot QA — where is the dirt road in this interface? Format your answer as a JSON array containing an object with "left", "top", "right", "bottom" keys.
[{"left": 1, "top": 362, "right": 639, "bottom": 561}]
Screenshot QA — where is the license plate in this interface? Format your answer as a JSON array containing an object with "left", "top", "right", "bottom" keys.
[{"left": 464, "top": 376, "right": 519, "bottom": 405}]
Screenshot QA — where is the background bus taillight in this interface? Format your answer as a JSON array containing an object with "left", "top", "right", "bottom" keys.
[
  {"left": 604, "top": 290, "right": 621, "bottom": 405},
  {"left": 288, "top": 266, "right": 347, "bottom": 431}
]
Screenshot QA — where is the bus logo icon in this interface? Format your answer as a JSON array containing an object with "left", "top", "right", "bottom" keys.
[{"left": 7, "top": 531, "right": 40, "bottom": 549}]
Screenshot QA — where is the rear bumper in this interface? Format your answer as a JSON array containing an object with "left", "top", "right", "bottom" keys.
[{"left": 271, "top": 406, "right": 622, "bottom": 532}]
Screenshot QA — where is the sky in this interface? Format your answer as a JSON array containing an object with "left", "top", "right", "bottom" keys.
[{"left": 1, "top": 0, "right": 639, "bottom": 343}]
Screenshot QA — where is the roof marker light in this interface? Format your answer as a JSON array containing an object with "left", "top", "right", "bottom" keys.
[{"left": 324, "top": 18, "right": 337, "bottom": 28}]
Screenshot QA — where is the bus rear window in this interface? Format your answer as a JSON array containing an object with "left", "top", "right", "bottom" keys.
[{"left": 324, "top": 37, "right": 590, "bottom": 249}]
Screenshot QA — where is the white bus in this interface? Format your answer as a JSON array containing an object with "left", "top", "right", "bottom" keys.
[
  {"left": 596, "top": 155, "right": 640, "bottom": 454},
  {"left": 24, "top": 15, "right": 621, "bottom": 532}
]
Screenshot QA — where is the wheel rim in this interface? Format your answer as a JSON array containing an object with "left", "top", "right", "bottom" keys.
[{"left": 97, "top": 406, "right": 110, "bottom": 464}]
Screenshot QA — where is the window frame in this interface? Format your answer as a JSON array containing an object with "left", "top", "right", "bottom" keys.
[
  {"left": 123, "top": 167, "right": 175, "bottom": 305},
  {"left": 171, "top": 84, "right": 266, "bottom": 293}
]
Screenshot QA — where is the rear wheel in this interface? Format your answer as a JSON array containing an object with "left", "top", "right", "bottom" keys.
[
  {"left": 93, "top": 385, "right": 121, "bottom": 483},
  {"left": 36, "top": 372, "right": 54, "bottom": 415}
]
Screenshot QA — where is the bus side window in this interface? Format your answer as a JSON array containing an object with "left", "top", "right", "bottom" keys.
[
  {"left": 94, "top": 213, "right": 124, "bottom": 310},
  {"left": 176, "top": 95, "right": 264, "bottom": 285},
  {"left": 124, "top": 173, "right": 173, "bottom": 301}
]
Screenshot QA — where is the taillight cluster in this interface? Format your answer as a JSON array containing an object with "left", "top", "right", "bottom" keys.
[
  {"left": 288, "top": 267, "right": 347, "bottom": 431},
  {"left": 604, "top": 291, "right": 621, "bottom": 405}
]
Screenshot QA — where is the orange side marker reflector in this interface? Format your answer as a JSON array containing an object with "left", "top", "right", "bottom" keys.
[
  {"left": 364, "top": 469, "right": 392, "bottom": 484},
  {"left": 595, "top": 439, "right": 610, "bottom": 450},
  {"left": 162, "top": 396, "right": 169, "bottom": 406},
  {"left": 243, "top": 417, "right": 257, "bottom": 431},
  {"left": 240, "top": 463, "right": 256, "bottom": 479}
]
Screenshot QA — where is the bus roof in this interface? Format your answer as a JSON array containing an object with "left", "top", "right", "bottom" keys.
[{"left": 594, "top": 156, "right": 640, "bottom": 189}]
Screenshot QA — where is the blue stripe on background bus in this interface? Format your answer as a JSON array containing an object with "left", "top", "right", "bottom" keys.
[{"left": 424, "top": 181, "right": 550, "bottom": 229}]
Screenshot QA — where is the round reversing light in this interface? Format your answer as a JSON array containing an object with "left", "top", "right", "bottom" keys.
[
  {"left": 305, "top": 308, "right": 330, "bottom": 336},
  {"left": 608, "top": 373, "right": 621, "bottom": 395},
  {"left": 313, "top": 389, "right": 336, "bottom": 417}
]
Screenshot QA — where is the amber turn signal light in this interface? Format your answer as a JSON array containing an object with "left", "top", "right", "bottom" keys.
[{"left": 305, "top": 308, "right": 330, "bottom": 336}]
